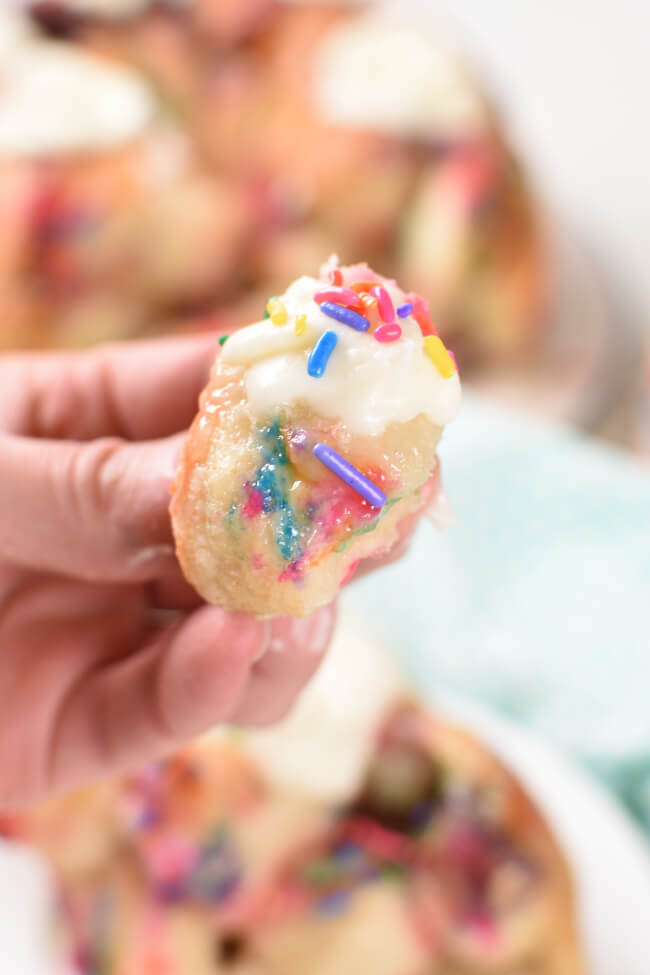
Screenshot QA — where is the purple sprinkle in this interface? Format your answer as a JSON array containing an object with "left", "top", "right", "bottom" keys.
[
  {"left": 396, "top": 302, "right": 413, "bottom": 318},
  {"left": 307, "top": 330, "right": 338, "bottom": 377},
  {"left": 319, "top": 301, "right": 370, "bottom": 332},
  {"left": 313, "top": 443, "right": 386, "bottom": 508}
]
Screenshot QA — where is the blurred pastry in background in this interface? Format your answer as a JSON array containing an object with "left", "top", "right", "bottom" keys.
[
  {"left": 18, "top": 2, "right": 544, "bottom": 368},
  {"left": 5, "top": 623, "right": 585, "bottom": 974},
  {"left": 0, "top": 13, "right": 250, "bottom": 349}
]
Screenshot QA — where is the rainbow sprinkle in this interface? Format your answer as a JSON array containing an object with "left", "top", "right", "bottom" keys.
[
  {"left": 267, "top": 298, "right": 288, "bottom": 326},
  {"left": 218, "top": 334, "right": 229, "bottom": 346},
  {"left": 307, "top": 330, "right": 338, "bottom": 378},
  {"left": 369, "top": 286, "right": 395, "bottom": 324},
  {"left": 313, "top": 443, "right": 386, "bottom": 508},
  {"left": 424, "top": 335, "right": 456, "bottom": 378},
  {"left": 314, "top": 287, "right": 361, "bottom": 309},
  {"left": 295, "top": 313, "right": 307, "bottom": 336},
  {"left": 374, "top": 323, "right": 402, "bottom": 343},
  {"left": 328, "top": 268, "right": 343, "bottom": 286},
  {"left": 264, "top": 295, "right": 279, "bottom": 320},
  {"left": 396, "top": 303, "right": 413, "bottom": 318},
  {"left": 320, "top": 302, "right": 370, "bottom": 332}
]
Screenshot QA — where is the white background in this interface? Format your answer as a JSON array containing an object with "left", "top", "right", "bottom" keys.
[{"left": 410, "top": 0, "right": 650, "bottom": 333}]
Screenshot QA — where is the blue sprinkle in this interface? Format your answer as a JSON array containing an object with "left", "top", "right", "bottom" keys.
[
  {"left": 315, "top": 891, "right": 350, "bottom": 917},
  {"left": 313, "top": 443, "right": 386, "bottom": 508},
  {"left": 396, "top": 302, "right": 413, "bottom": 318},
  {"left": 252, "top": 421, "right": 302, "bottom": 561},
  {"left": 307, "top": 330, "right": 338, "bottom": 377},
  {"left": 320, "top": 302, "right": 370, "bottom": 332}
]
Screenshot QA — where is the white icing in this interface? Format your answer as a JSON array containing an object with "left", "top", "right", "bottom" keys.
[
  {"left": 0, "top": 12, "right": 35, "bottom": 67},
  {"left": 0, "top": 39, "right": 154, "bottom": 156},
  {"left": 222, "top": 274, "right": 462, "bottom": 437},
  {"left": 313, "top": 11, "right": 487, "bottom": 141},
  {"left": 243, "top": 612, "right": 407, "bottom": 803}
]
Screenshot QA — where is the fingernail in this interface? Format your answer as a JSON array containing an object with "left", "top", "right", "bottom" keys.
[
  {"left": 252, "top": 621, "right": 272, "bottom": 662},
  {"left": 269, "top": 604, "right": 337, "bottom": 655}
]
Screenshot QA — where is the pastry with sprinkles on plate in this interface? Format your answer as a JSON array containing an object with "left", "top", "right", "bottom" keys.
[
  {"left": 3, "top": 620, "right": 586, "bottom": 974},
  {"left": 170, "top": 259, "right": 461, "bottom": 618}
]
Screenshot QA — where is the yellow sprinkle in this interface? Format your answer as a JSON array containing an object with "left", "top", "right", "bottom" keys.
[
  {"left": 267, "top": 298, "right": 288, "bottom": 326},
  {"left": 424, "top": 335, "right": 456, "bottom": 379},
  {"left": 294, "top": 314, "right": 307, "bottom": 336}
]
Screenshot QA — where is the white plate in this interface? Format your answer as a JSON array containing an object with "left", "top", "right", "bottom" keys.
[
  {"left": 434, "top": 691, "right": 650, "bottom": 975},
  {"left": 1, "top": 694, "right": 649, "bottom": 973}
]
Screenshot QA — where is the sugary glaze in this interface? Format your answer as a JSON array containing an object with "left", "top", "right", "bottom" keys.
[
  {"left": 171, "top": 261, "right": 460, "bottom": 617},
  {"left": 221, "top": 264, "right": 461, "bottom": 437}
]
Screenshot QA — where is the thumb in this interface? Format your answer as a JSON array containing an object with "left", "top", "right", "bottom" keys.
[{"left": 0, "top": 432, "right": 183, "bottom": 582}]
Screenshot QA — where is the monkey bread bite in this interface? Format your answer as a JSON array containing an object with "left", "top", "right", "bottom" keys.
[{"left": 170, "top": 260, "right": 461, "bottom": 617}]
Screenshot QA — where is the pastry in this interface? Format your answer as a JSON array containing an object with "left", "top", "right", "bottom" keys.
[
  {"left": 170, "top": 260, "right": 461, "bottom": 617},
  {"left": 5, "top": 623, "right": 585, "bottom": 973}
]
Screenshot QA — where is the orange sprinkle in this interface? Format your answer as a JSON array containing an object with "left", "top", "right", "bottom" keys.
[
  {"left": 350, "top": 280, "right": 381, "bottom": 294},
  {"left": 328, "top": 268, "right": 343, "bottom": 286}
]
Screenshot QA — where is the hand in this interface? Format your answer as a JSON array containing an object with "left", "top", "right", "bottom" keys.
[{"left": 0, "top": 335, "right": 335, "bottom": 806}]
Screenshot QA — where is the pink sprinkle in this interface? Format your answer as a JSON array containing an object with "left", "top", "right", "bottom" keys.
[
  {"left": 370, "top": 286, "right": 395, "bottom": 323},
  {"left": 447, "top": 348, "right": 457, "bottom": 368},
  {"left": 314, "top": 287, "right": 361, "bottom": 309},
  {"left": 242, "top": 486, "right": 264, "bottom": 518},
  {"left": 340, "top": 559, "right": 360, "bottom": 585},
  {"left": 466, "top": 912, "right": 499, "bottom": 948},
  {"left": 251, "top": 552, "right": 264, "bottom": 570},
  {"left": 279, "top": 560, "right": 303, "bottom": 583},
  {"left": 328, "top": 268, "right": 343, "bottom": 286},
  {"left": 374, "top": 322, "right": 402, "bottom": 343}
]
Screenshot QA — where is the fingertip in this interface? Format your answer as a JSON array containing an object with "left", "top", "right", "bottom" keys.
[
  {"left": 267, "top": 602, "right": 337, "bottom": 658},
  {"left": 157, "top": 607, "right": 269, "bottom": 737}
]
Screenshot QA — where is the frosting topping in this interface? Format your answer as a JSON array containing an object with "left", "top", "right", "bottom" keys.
[
  {"left": 221, "top": 270, "right": 461, "bottom": 438},
  {"left": 0, "top": 35, "right": 154, "bottom": 156},
  {"left": 313, "top": 12, "right": 487, "bottom": 141}
]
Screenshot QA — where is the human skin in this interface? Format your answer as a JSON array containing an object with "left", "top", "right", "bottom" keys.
[{"left": 0, "top": 333, "right": 423, "bottom": 808}]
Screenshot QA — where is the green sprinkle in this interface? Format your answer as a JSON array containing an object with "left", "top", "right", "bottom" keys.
[
  {"left": 264, "top": 295, "right": 279, "bottom": 319},
  {"left": 301, "top": 859, "right": 341, "bottom": 887},
  {"left": 219, "top": 334, "right": 228, "bottom": 346}
]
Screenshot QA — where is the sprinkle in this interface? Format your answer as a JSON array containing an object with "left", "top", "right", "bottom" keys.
[
  {"left": 409, "top": 294, "right": 437, "bottom": 336},
  {"left": 320, "top": 302, "right": 370, "bottom": 332},
  {"left": 328, "top": 268, "right": 343, "bottom": 286},
  {"left": 374, "top": 323, "right": 402, "bottom": 343},
  {"left": 218, "top": 334, "right": 229, "bottom": 346},
  {"left": 294, "top": 313, "right": 307, "bottom": 336},
  {"left": 424, "top": 335, "right": 456, "bottom": 378},
  {"left": 359, "top": 292, "right": 378, "bottom": 310},
  {"left": 396, "top": 302, "right": 413, "bottom": 318},
  {"left": 369, "top": 286, "right": 395, "bottom": 323},
  {"left": 313, "top": 443, "right": 386, "bottom": 507},
  {"left": 264, "top": 295, "right": 279, "bottom": 320},
  {"left": 307, "top": 330, "right": 338, "bottom": 377},
  {"left": 350, "top": 280, "right": 380, "bottom": 293},
  {"left": 314, "top": 287, "right": 361, "bottom": 309},
  {"left": 267, "top": 298, "right": 288, "bottom": 325}
]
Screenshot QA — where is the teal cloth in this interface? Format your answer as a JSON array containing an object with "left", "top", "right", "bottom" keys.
[{"left": 346, "top": 394, "right": 650, "bottom": 831}]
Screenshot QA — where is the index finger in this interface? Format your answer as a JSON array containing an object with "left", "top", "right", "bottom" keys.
[{"left": 0, "top": 332, "right": 219, "bottom": 441}]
